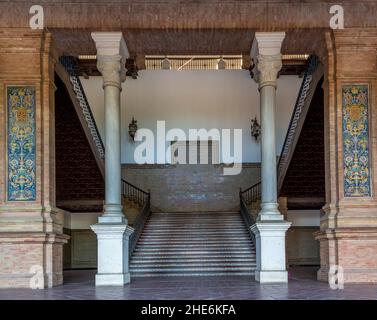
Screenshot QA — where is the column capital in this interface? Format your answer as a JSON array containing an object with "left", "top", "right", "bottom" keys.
[
  {"left": 91, "top": 32, "right": 129, "bottom": 88},
  {"left": 250, "top": 32, "right": 285, "bottom": 89},
  {"left": 254, "top": 54, "right": 283, "bottom": 89},
  {"left": 97, "top": 55, "right": 125, "bottom": 89}
]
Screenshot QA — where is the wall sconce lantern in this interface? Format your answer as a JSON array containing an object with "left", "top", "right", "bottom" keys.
[
  {"left": 128, "top": 117, "right": 138, "bottom": 141},
  {"left": 251, "top": 116, "right": 261, "bottom": 141}
]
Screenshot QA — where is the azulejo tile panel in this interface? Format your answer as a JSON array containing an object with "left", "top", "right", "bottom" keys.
[
  {"left": 342, "top": 85, "right": 371, "bottom": 197},
  {"left": 7, "top": 86, "right": 36, "bottom": 201}
]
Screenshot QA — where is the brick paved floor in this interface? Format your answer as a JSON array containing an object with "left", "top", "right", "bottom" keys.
[{"left": 0, "top": 267, "right": 376, "bottom": 300}]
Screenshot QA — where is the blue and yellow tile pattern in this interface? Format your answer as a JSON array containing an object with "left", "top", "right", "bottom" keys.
[
  {"left": 7, "top": 86, "right": 36, "bottom": 201},
  {"left": 342, "top": 85, "right": 371, "bottom": 197}
]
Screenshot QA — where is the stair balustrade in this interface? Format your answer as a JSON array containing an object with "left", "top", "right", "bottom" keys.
[
  {"left": 59, "top": 56, "right": 105, "bottom": 160},
  {"left": 122, "top": 179, "right": 151, "bottom": 258}
]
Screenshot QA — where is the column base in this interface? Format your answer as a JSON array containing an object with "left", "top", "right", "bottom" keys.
[
  {"left": 95, "top": 272, "right": 131, "bottom": 286},
  {"left": 255, "top": 270, "right": 288, "bottom": 283},
  {"left": 251, "top": 221, "right": 291, "bottom": 284},
  {"left": 98, "top": 215, "right": 126, "bottom": 224},
  {"left": 91, "top": 223, "right": 134, "bottom": 287},
  {"left": 100, "top": 204, "right": 125, "bottom": 224},
  {"left": 258, "top": 203, "right": 284, "bottom": 222}
]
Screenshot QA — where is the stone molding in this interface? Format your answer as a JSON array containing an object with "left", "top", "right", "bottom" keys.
[
  {"left": 315, "top": 227, "right": 377, "bottom": 241},
  {"left": 91, "top": 32, "right": 129, "bottom": 58},
  {"left": 251, "top": 32, "right": 286, "bottom": 57}
]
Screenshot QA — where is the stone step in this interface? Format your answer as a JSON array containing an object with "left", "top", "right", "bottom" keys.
[
  {"left": 131, "top": 258, "right": 256, "bottom": 263},
  {"left": 130, "top": 211, "right": 256, "bottom": 277},
  {"left": 147, "top": 219, "right": 243, "bottom": 224},
  {"left": 130, "top": 266, "right": 255, "bottom": 272},
  {"left": 152, "top": 212, "right": 239, "bottom": 215},
  {"left": 132, "top": 253, "right": 255, "bottom": 258},
  {"left": 137, "top": 239, "right": 253, "bottom": 245},
  {"left": 134, "top": 243, "right": 253, "bottom": 249},
  {"left": 145, "top": 222, "right": 244, "bottom": 227},
  {"left": 130, "top": 262, "right": 256, "bottom": 268},
  {"left": 143, "top": 224, "right": 246, "bottom": 228},
  {"left": 133, "top": 249, "right": 254, "bottom": 255},
  {"left": 148, "top": 216, "right": 242, "bottom": 219},
  {"left": 131, "top": 271, "right": 255, "bottom": 277},
  {"left": 140, "top": 230, "right": 249, "bottom": 235},
  {"left": 139, "top": 235, "right": 250, "bottom": 243}
]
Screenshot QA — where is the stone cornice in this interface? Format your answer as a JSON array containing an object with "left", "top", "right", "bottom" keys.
[
  {"left": 91, "top": 32, "right": 129, "bottom": 58},
  {"left": 251, "top": 32, "right": 286, "bottom": 57}
]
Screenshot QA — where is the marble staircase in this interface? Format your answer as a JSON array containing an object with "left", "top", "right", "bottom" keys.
[{"left": 130, "top": 212, "right": 256, "bottom": 277}]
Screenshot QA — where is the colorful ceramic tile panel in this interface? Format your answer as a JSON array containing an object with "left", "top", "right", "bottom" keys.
[
  {"left": 342, "top": 85, "right": 371, "bottom": 197},
  {"left": 7, "top": 86, "right": 36, "bottom": 201}
]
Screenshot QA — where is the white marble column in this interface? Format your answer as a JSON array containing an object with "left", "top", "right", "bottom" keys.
[
  {"left": 90, "top": 32, "right": 133, "bottom": 286},
  {"left": 250, "top": 32, "right": 291, "bottom": 283}
]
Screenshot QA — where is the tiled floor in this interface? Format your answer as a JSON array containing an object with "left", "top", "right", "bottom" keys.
[{"left": 0, "top": 267, "right": 376, "bottom": 300}]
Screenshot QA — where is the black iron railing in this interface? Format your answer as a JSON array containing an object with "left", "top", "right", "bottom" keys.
[
  {"left": 128, "top": 197, "right": 151, "bottom": 258},
  {"left": 121, "top": 179, "right": 151, "bottom": 257},
  {"left": 59, "top": 56, "right": 105, "bottom": 159},
  {"left": 122, "top": 179, "right": 150, "bottom": 206},
  {"left": 240, "top": 182, "right": 261, "bottom": 206},
  {"left": 239, "top": 192, "right": 256, "bottom": 244},
  {"left": 277, "top": 55, "right": 319, "bottom": 185}
]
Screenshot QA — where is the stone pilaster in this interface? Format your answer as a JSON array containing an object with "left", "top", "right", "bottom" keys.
[
  {"left": 315, "top": 28, "right": 377, "bottom": 283},
  {"left": 250, "top": 32, "right": 291, "bottom": 283},
  {"left": 0, "top": 29, "right": 68, "bottom": 288},
  {"left": 90, "top": 32, "right": 133, "bottom": 286}
]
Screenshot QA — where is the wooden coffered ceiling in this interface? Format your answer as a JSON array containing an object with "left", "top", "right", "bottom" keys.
[
  {"left": 1, "top": 1, "right": 376, "bottom": 68},
  {"left": 51, "top": 28, "right": 327, "bottom": 57}
]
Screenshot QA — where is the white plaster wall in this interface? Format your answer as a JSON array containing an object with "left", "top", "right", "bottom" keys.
[
  {"left": 287, "top": 210, "right": 321, "bottom": 227},
  {"left": 64, "top": 212, "right": 102, "bottom": 230},
  {"left": 80, "top": 70, "right": 302, "bottom": 163}
]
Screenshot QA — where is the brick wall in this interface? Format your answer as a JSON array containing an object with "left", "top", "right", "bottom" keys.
[
  {"left": 122, "top": 163, "right": 260, "bottom": 212},
  {"left": 0, "top": 29, "right": 69, "bottom": 288},
  {"left": 55, "top": 75, "right": 104, "bottom": 208}
]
